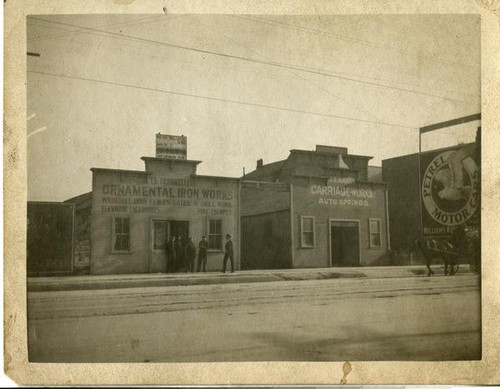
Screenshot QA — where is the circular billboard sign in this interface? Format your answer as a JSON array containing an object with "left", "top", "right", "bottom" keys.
[{"left": 421, "top": 148, "right": 480, "bottom": 227}]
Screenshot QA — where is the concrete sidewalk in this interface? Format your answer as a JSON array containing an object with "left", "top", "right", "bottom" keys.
[{"left": 27, "top": 264, "right": 475, "bottom": 292}]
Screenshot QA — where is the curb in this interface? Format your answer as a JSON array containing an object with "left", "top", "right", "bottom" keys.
[{"left": 28, "top": 266, "right": 474, "bottom": 293}]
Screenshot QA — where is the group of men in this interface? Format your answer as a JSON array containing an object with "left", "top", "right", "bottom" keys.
[{"left": 165, "top": 233, "right": 234, "bottom": 273}]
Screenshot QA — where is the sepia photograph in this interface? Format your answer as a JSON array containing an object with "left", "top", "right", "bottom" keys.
[
  {"left": 7, "top": 0, "right": 500, "bottom": 384},
  {"left": 24, "top": 13, "right": 482, "bottom": 364}
]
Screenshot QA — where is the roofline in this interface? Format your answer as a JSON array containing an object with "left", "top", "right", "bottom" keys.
[
  {"left": 322, "top": 166, "right": 360, "bottom": 173},
  {"left": 91, "top": 168, "right": 148, "bottom": 175},
  {"left": 255, "top": 159, "right": 286, "bottom": 168},
  {"left": 243, "top": 159, "right": 286, "bottom": 175},
  {"left": 192, "top": 174, "right": 240, "bottom": 182},
  {"left": 289, "top": 149, "right": 373, "bottom": 160},
  {"left": 382, "top": 141, "right": 476, "bottom": 163},
  {"left": 27, "top": 201, "right": 74, "bottom": 206},
  {"left": 291, "top": 173, "right": 360, "bottom": 179},
  {"left": 242, "top": 180, "right": 289, "bottom": 185},
  {"left": 141, "top": 157, "right": 202, "bottom": 165},
  {"left": 64, "top": 191, "right": 92, "bottom": 204}
]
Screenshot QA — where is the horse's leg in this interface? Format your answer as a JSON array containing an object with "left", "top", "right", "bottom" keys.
[
  {"left": 444, "top": 258, "right": 449, "bottom": 275},
  {"left": 426, "top": 256, "right": 433, "bottom": 276}
]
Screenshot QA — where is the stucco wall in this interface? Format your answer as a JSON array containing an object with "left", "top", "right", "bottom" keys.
[
  {"left": 91, "top": 170, "right": 240, "bottom": 274},
  {"left": 291, "top": 177, "right": 389, "bottom": 268}
]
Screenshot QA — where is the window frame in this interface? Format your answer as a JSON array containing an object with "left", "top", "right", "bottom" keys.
[
  {"left": 300, "top": 215, "right": 315, "bottom": 248},
  {"left": 207, "top": 218, "right": 223, "bottom": 252},
  {"left": 369, "top": 218, "right": 382, "bottom": 249},
  {"left": 111, "top": 216, "right": 132, "bottom": 254}
]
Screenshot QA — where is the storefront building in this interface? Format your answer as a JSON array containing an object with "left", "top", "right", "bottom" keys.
[
  {"left": 66, "top": 141, "right": 240, "bottom": 275},
  {"left": 27, "top": 202, "right": 75, "bottom": 276},
  {"left": 39, "top": 139, "right": 390, "bottom": 275},
  {"left": 241, "top": 145, "right": 390, "bottom": 269}
]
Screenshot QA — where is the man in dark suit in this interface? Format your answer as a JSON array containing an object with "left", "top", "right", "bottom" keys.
[
  {"left": 222, "top": 234, "right": 234, "bottom": 273},
  {"left": 197, "top": 236, "right": 208, "bottom": 272},
  {"left": 165, "top": 236, "right": 176, "bottom": 273}
]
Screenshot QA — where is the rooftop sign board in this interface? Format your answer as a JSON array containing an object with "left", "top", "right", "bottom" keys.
[{"left": 155, "top": 133, "right": 187, "bottom": 160}]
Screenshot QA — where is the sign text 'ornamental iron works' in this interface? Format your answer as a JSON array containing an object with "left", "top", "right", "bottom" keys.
[
  {"left": 420, "top": 143, "right": 480, "bottom": 237},
  {"left": 98, "top": 176, "right": 234, "bottom": 217},
  {"left": 156, "top": 133, "right": 187, "bottom": 160}
]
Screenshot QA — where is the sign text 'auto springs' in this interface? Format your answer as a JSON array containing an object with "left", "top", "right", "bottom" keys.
[{"left": 310, "top": 184, "right": 374, "bottom": 207}]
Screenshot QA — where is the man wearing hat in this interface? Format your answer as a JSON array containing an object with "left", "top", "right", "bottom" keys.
[
  {"left": 222, "top": 233, "right": 234, "bottom": 273},
  {"left": 197, "top": 235, "right": 208, "bottom": 272}
]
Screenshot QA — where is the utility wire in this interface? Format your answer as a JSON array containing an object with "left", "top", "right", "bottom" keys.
[
  {"left": 234, "top": 15, "right": 479, "bottom": 70},
  {"left": 28, "top": 15, "right": 168, "bottom": 42},
  {"left": 196, "top": 18, "right": 381, "bottom": 121},
  {"left": 232, "top": 15, "right": 479, "bottom": 99},
  {"left": 28, "top": 16, "right": 470, "bottom": 103},
  {"left": 28, "top": 69, "right": 418, "bottom": 130}
]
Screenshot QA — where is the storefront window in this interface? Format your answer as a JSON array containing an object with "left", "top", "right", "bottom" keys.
[
  {"left": 113, "top": 217, "right": 130, "bottom": 252},
  {"left": 208, "top": 219, "right": 222, "bottom": 250},
  {"left": 369, "top": 218, "right": 381, "bottom": 249},
  {"left": 301, "top": 216, "right": 315, "bottom": 248}
]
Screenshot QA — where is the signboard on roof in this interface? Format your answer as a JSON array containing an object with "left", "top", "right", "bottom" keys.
[{"left": 155, "top": 133, "right": 187, "bottom": 160}]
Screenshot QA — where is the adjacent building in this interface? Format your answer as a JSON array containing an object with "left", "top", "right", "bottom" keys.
[
  {"left": 241, "top": 145, "right": 390, "bottom": 269},
  {"left": 27, "top": 202, "right": 75, "bottom": 276}
]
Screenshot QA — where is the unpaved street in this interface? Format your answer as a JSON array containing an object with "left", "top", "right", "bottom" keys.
[{"left": 28, "top": 274, "right": 481, "bottom": 362}]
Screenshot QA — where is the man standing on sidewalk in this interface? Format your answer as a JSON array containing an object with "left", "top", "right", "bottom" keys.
[
  {"left": 222, "top": 234, "right": 234, "bottom": 273},
  {"left": 185, "top": 237, "right": 197, "bottom": 273},
  {"left": 197, "top": 236, "right": 208, "bottom": 272},
  {"left": 175, "top": 236, "right": 184, "bottom": 272},
  {"left": 166, "top": 236, "right": 176, "bottom": 273}
]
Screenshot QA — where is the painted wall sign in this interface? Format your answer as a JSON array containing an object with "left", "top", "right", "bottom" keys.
[
  {"left": 310, "top": 184, "right": 374, "bottom": 207},
  {"left": 326, "top": 176, "right": 356, "bottom": 185},
  {"left": 97, "top": 176, "right": 235, "bottom": 215},
  {"left": 155, "top": 134, "right": 187, "bottom": 160},
  {"left": 74, "top": 239, "right": 90, "bottom": 268},
  {"left": 420, "top": 144, "right": 480, "bottom": 236}
]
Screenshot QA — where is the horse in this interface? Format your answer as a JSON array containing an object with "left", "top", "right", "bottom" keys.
[{"left": 414, "top": 238, "right": 459, "bottom": 276}]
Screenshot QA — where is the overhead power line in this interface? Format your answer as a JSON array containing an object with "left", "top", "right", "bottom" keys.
[
  {"left": 195, "top": 18, "right": 381, "bottom": 121},
  {"left": 28, "top": 69, "right": 418, "bottom": 130},
  {"left": 28, "top": 15, "right": 171, "bottom": 42},
  {"left": 28, "top": 16, "right": 470, "bottom": 103},
  {"left": 233, "top": 15, "right": 479, "bottom": 70}
]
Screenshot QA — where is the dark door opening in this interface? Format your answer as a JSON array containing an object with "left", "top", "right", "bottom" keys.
[
  {"left": 330, "top": 220, "right": 360, "bottom": 267},
  {"left": 151, "top": 220, "right": 189, "bottom": 273}
]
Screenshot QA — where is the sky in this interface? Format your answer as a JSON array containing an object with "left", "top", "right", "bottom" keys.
[{"left": 26, "top": 14, "right": 480, "bottom": 201}]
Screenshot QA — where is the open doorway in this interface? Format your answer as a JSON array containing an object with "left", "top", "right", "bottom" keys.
[
  {"left": 151, "top": 220, "right": 189, "bottom": 272},
  {"left": 330, "top": 220, "right": 360, "bottom": 267}
]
